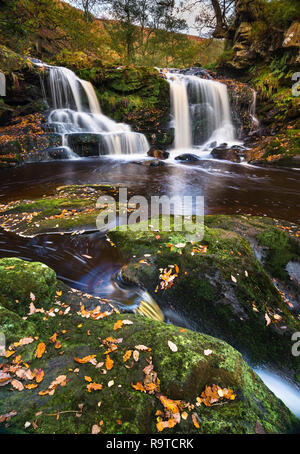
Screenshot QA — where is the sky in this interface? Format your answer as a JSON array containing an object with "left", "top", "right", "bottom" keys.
[{"left": 65, "top": 0, "right": 201, "bottom": 36}]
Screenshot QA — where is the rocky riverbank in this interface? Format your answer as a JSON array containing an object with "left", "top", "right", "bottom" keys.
[{"left": 0, "top": 257, "right": 299, "bottom": 434}]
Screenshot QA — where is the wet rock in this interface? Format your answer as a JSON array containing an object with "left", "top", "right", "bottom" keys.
[
  {"left": 133, "top": 159, "right": 165, "bottom": 167},
  {"left": 108, "top": 215, "right": 300, "bottom": 382},
  {"left": 67, "top": 133, "right": 104, "bottom": 157},
  {"left": 174, "top": 153, "right": 200, "bottom": 162},
  {"left": 0, "top": 184, "right": 122, "bottom": 236},
  {"left": 46, "top": 147, "right": 72, "bottom": 160},
  {"left": 0, "top": 306, "right": 298, "bottom": 433},
  {"left": 211, "top": 145, "right": 244, "bottom": 162},
  {"left": 0, "top": 257, "right": 57, "bottom": 316}
]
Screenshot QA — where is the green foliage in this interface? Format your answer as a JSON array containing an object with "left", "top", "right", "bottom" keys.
[{"left": 259, "top": 0, "right": 300, "bottom": 30}]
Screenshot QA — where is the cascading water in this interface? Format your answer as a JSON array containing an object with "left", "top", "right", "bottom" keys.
[
  {"left": 250, "top": 88, "right": 260, "bottom": 128},
  {"left": 168, "top": 74, "right": 191, "bottom": 149},
  {"left": 166, "top": 70, "right": 236, "bottom": 151},
  {"left": 43, "top": 65, "right": 149, "bottom": 157}
]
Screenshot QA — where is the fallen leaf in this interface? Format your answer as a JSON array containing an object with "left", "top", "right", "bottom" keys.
[
  {"left": 35, "top": 343, "right": 46, "bottom": 359},
  {"left": 168, "top": 341, "right": 178, "bottom": 352}
]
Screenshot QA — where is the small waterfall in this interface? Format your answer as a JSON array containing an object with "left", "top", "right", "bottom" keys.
[
  {"left": 167, "top": 74, "right": 191, "bottom": 149},
  {"left": 44, "top": 65, "right": 149, "bottom": 157},
  {"left": 166, "top": 70, "right": 236, "bottom": 150}
]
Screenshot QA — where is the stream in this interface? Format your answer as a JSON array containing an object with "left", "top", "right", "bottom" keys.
[{"left": 0, "top": 156, "right": 300, "bottom": 418}]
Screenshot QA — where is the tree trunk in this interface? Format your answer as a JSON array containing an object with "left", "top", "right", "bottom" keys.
[{"left": 211, "top": 0, "right": 226, "bottom": 38}]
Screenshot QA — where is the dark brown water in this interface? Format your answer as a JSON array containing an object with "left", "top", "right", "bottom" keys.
[{"left": 1, "top": 158, "right": 299, "bottom": 222}]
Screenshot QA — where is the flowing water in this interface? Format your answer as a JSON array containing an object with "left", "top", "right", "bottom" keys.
[
  {"left": 166, "top": 69, "right": 236, "bottom": 152},
  {"left": 43, "top": 64, "right": 149, "bottom": 156}
]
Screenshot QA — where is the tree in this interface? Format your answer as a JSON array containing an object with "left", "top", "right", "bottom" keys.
[
  {"left": 181, "top": 0, "right": 235, "bottom": 38},
  {"left": 72, "top": 0, "right": 103, "bottom": 21},
  {"left": 105, "top": 0, "right": 184, "bottom": 63}
]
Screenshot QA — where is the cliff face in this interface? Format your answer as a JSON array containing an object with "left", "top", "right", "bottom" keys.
[{"left": 224, "top": 0, "right": 300, "bottom": 70}]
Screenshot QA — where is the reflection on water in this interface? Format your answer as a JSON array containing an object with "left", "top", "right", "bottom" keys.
[{"left": 0, "top": 157, "right": 299, "bottom": 222}]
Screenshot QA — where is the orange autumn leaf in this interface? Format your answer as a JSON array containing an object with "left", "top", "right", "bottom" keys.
[
  {"left": 131, "top": 382, "right": 145, "bottom": 392},
  {"left": 123, "top": 350, "right": 132, "bottom": 362},
  {"left": 74, "top": 355, "right": 96, "bottom": 364},
  {"left": 105, "top": 355, "right": 114, "bottom": 371},
  {"left": 113, "top": 320, "right": 123, "bottom": 330},
  {"left": 49, "top": 333, "right": 57, "bottom": 343},
  {"left": 35, "top": 343, "right": 46, "bottom": 359},
  {"left": 25, "top": 384, "right": 38, "bottom": 390},
  {"left": 84, "top": 376, "right": 92, "bottom": 382},
  {"left": 54, "top": 341, "right": 62, "bottom": 349},
  {"left": 35, "top": 369, "right": 44, "bottom": 383},
  {"left": 168, "top": 418, "right": 177, "bottom": 428},
  {"left": 87, "top": 383, "right": 103, "bottom": 392},
  {"left": 156, "top": 420, "right": 165, "bottom": 432},
  {"left": 192, "top": 413, "right": 200, "bottom": 429},
  {"left": 159, "top": 395, "right": 180, "bottom": 414}
]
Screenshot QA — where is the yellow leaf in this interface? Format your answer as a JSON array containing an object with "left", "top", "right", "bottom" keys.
[
  {"left": 113, "top": 320, "right": 123, "bottom": 330},
  {"left": 35, "top": 343, "right": 46, "bottom": 359},
  {"left": 156, "top": 421, "right": 165, "bottom": 432},
  {"left": 74, "top": 355, "right": 96, "bottom": 364},
  {"left": 105, "top": 355, "right": 114, "bottom": 371},
  {"left": 123, "top": 350, "right": 132, "bottom": 362}
]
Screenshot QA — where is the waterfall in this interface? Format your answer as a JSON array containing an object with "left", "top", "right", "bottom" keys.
[
  {"left": 167, "top": 74, "right": 191, "bottom": 149},
  {"left": 166, "top": 70, "right": 236, "bottom": 150},
  {"left": 45, "top": 65, "right": 149, "bottom": 157},
  {"left": 250, "top": 89, "right": 260, "bottom": 128}
]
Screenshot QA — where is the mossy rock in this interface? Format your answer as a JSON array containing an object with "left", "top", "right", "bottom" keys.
[
  {"left": 0, "top": 184, "right": 125, "bottom": 236},
  {"left": 77, "top": 66, "right": 171, "bottom": 148},
  {"left": 0, "top": 258, "right": 57, "bottom": 316},
  {"left": 0, "top": 305, "right": 36, "bottom": 345},
  {"left": 107, "top": 216, "right": 300, "bottom": 380},
  {"left": 0, "top": 309, "right": 298, "bottom": 434}
]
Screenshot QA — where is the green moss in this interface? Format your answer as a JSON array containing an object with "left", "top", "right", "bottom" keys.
[
  {"left": 257, "top": 228, "right": 300, "bottom": 280},
  {"left": 0, "top": 305, "right": 36, "bottom": 345},
  {"left": 0, "top": 310, "right": 298, "bottom": 434},
  {"left": 108, "top": 216, "right": 300, "bottom": 377},
  {"left": 77, "top": 66, "right": 171, "bottom": 146},
  {"left": 0, "top": 184, "right": 123, "bottom": 235}
]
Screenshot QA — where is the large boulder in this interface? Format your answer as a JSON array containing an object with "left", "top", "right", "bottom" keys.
[
  {"left": 108, "top": 215, "right": 300, "bottom": 383},
  {"left": 0, "top": 309, "right": 298, "bottom": 434},
  {"left": 0, "top": 258, "right": 57, "bottom": 316}
]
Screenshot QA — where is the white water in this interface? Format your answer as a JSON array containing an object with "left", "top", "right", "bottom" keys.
[
  {"left": 166, "top": 71, "right": 236, "bottom": 153},
  {"left": 250, "top": 89, "right": 260, "bottom": 127},
  {"left": 167, "top": 74, "right": 191, "bottom": 149},
  {"left": 46, "top": 65, "right": 149, "bottom": 157}
]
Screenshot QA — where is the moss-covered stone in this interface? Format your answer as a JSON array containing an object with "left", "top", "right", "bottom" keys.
[
  {"left": 107, "top": 216, "right": 300, "bottom": 381},
  {"left": 0, "top": 309, "right": 298, "bottom": 434},
  {"left": 0, "top": 257, "right": 57, "bottom": 316},
  {"left": 0, "top": 305, "right": 36, "bottom": 345},
  {"left": 0, "top": 184, "right": 126, "bottom": 236},
  {"left": 77, "top": 66, "right": 172, "bottom": 149}
]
